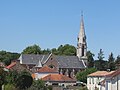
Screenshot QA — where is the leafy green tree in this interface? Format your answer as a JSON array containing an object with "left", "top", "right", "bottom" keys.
[
  {"left": 51, "top": 48, "right": 59, "bottom": 55},
  {"left": 86, "top": 51, "right": 94, "bottom": 68},
  {"left": 14, "top": 70, "right": 33, "bottom": 89},
  {"left": 42, "top": 48, "right": 51, "bottom": 54},
  {"left": 57, "top": 44, "right": 76, "bottom": 56},
  {"left": 22, "top": 44, "right": 41, "bottom": 54},
  {"left": 0, "top": 51, "right": 20, "bottom": 65},
  {"left": 108, "top": 53, "right": 115, "bottom": 70},
  {"left": 32, "top": 80, "right": 45, "bottom": 90},
  {"left": 0, "top": 67, "right": 6, "bottom": 90},
  {"left": 76, "top": 68, "right": 97, "bottom": 83}
]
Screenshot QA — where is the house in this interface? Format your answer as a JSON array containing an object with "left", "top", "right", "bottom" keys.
[
  {"left": 41, "top": 74, "right": 76, "bottom": 87},
  {"left": 87, "top": 69, "right": 120, "bottom": 90},
  {"left": 32, "top": 65, "right": 58, "bottom": 80},
  {"left": 6, "top": 61, "right": 32, "bottom": 74}
]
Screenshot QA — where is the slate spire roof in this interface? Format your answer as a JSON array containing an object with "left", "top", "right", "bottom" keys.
[{"left": 78, "top": 13, "right": 86, "bottom": 44}]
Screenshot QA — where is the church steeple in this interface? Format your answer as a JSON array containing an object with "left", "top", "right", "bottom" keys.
[{"left": 77, "top": 13, "right": 87, "bottom": 59}]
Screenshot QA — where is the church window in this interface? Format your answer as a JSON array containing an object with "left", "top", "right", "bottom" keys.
[
  {"left": 82, "top": 45, "right": 84, "bottom": 56},
  {"left": 49, "top": 64, "right": 54, "bottom": 69}
]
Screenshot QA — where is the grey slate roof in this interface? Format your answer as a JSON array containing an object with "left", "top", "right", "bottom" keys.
[
  {"left": 19, "top": 54, "right": 50, "bottom": 65},
  {"left": 56, "top": 56, "right": 85, "bottom": 69},
  {"left": 18, "top": 54, "right": 86, "bottom": 69}
]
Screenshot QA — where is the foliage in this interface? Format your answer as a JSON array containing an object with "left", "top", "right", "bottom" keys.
[
  {"left": 94, "top": 60, "right": 108, "bottom": 70},
  {"left": 115, "top": 55, "right": 120, "bottom": 69},
  {"left": 95, "top": 49, "right": 107, "bottom": 70},
  {"left": 22, "top": 44, "right": 41, "bottom": 54},
  {"left": 115, "top": 55, "right": 120, "bottom": 64},
  {"left": 5, "top": 70, "right": 18, "bottom": 85},
  {"left": 42, "top": 48, "right": 51, "bottom": 54},
  {"left": 0, "top": 51, "right": 20, "bottom": 65},
  {"left": 108, "top": 53, "right": 115, "bottom": 70},
  {"left": 97, "top": 49, "right": 104, "bottom": 61},
  {"left": 0, "top": 67, "right": 6, "bottom": 86},
  {"left": 14, "top": 70, "right": 33, "bottom": 89},
  {"left": 28, "top": 80, "right": 47, "bottom": 90},
  {"left": 57, "top": 44, "right": 76, "bottom": 56},
  {"left": 4, "top": 84, "right": 16, "bottom": 90},
  {"left": 22, "top": 44, "right": 76, "bottom": 56},
  {"left": 0, "top": 67, "right": 7, "bottom": 90},
  {"left": 76, "top": 68, "right": 97, "bottom": 83},
  {"left": 86, "top": 51, "right": 94, "bottom": 68},
  {"left": 79, "top": 86, "right": 88, "bottom": 90}
]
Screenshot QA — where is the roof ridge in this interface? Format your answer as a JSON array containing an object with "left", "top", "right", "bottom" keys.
[{"left": 43, "top": 53, "right": 52, "bottom": 64}]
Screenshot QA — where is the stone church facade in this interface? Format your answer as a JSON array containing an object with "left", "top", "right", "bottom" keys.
[{"left": 18, "top": 15, "right": 88, "bottom": 78}]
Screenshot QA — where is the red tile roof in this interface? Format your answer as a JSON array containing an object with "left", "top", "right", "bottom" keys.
[
  {"left": 32, "top": 73, "right": 36, "bottom": 79},
  {"left": 42, "top": 74, "right": 76, "bottom": 82},
  {"left": 6, "top": 62, "right": 16, "bottom": 69},
  {"left": 37, "top": 66, "right": 58, "bottom": 73},
  {"left": 88, "top": 71, "right": 115, "bottom": 77},
  {"left": 106, "top": 69, "right": 120, "bottom": 77}
]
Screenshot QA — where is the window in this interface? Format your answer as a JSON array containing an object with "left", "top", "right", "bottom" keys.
[
  {"left": 49, "top": 64, "right": 54, "bottom": 69},
  {"left": 51, "top": 58, "right": 53, "bottom": 60},
  {"left": 92, "top": 77, "right": 94, "bottom": 84},
  {"left": 89, "top": 77, "right": 91, "bottom": 84}
]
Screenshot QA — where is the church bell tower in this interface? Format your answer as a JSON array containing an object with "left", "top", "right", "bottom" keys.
[{"left": 77, "top": 14, "right": 87, "bottom": 59}]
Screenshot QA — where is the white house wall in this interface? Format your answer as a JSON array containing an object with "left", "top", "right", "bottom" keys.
[
  {"left": 87, "top": 76, "right": 105, "bottom": 90},
  {"left": 35, "top": 72, "right": 58, "bottom": 80}
]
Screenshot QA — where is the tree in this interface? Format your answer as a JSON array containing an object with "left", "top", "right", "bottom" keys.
[
  {"left": 14, "top": 70, "right": 33, "bottom": 89},
  {"left": 31, "top": 80, "right": 46, "bottom": 90},
  {"left": 76, "top": 68, "right": 97, "bottom": 83},
  {"left": 0, "top": 67, "right": 6, "bottom": 90},
  {"left": 86, "top": 51, "right": 94, "bottom": 68},
  {"left": 115, "top": 55, "right": 120, "bottom": 64},
  {"left": 115, "top": 55, "right": 120, "bottom": 69},
  {"left": 22, "top": 44, "right": 41, "bottom": 54},
  {"left": 98, "top": 49, "right": 104, "bottom": 61},
  {"left": 95, "top": 49, "right": 107, "bottom": 70},
  {"left": 108, "top": 53, "right": 115, "bottom": 70},
  {"left": 42, "top": 48, "right": 51, "bottom": 54},
  {"left": 57, "top": 44, "right": 76, "bottom": 56},
  {"left": 0, "top": 51, "right": 20, "bottom": 65},
  {"left": 51, "top": 48, "right": 59, "bottom": 55}
]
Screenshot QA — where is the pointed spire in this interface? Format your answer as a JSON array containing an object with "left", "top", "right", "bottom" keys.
[
  {"left": 77, "top": 11, "right": 87, "bottom": 58},
  {"left": 79, "top": 11, "right": 85, "bottom": 38}
]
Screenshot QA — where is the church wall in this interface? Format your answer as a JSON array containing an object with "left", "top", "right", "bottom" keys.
[{"left": 44, "top": 55, "right": 59, "bottom": 71}]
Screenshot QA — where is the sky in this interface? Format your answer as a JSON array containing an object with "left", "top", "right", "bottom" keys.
[{"left": 0, "top": 0, "right": 120, "bottom": 59}]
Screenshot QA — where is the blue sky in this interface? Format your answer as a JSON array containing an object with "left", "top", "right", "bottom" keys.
[{"left": 0, "top": 0, "right": 120, "bottom": 59}]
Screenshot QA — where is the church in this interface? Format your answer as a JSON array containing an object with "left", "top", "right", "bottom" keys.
[{"left": 8, "top": 14, "right": 88, "bottom": 78}]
